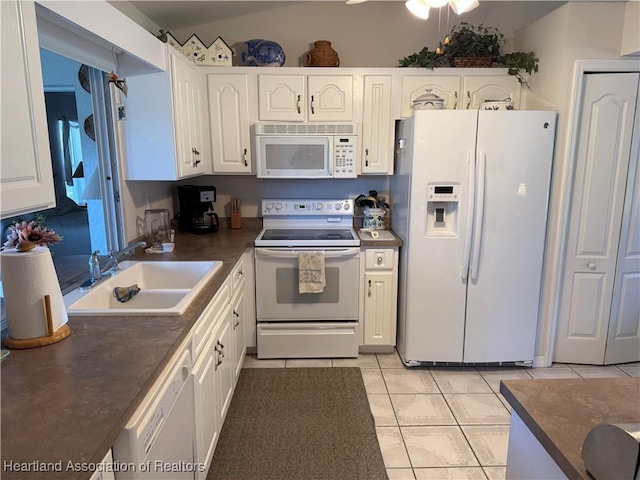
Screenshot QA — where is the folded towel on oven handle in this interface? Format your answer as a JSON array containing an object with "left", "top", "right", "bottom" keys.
[{"left": 298, "top": 251, "right": 326, "bottom": 294}]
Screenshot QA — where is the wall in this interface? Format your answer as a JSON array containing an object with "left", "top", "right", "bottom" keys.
[
  {"left": 621, "top": 1, "right": 640, "bottom": 56},
  {"left": 514, "top": 1, "right": 631, "bottom": 365},
  {"left": 164, "top": 1, "right": 563, "bottom": 67}
]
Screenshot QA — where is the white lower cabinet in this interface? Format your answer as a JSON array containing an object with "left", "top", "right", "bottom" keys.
[
  {"left": 191, "top": 253, "right": 250, "bottom": 478},
  {"left": 362, "top": 248, "right": 398, "bottom": 346},
  {"left": 89, "top": 449, "right": 115, "bottom": 480}
]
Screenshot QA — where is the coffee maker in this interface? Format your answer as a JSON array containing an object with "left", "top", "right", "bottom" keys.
[{"left": 177, "top": 185, "right": 220, "bottom": 234}]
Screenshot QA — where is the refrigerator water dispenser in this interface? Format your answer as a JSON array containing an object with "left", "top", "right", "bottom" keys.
[{"left": 426, "top": 184, "right": 460, "bottom": 236}]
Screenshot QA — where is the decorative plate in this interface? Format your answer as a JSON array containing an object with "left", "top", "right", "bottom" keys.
[{"left": 242, "top": 39, "right": 285, "bottom": 67}]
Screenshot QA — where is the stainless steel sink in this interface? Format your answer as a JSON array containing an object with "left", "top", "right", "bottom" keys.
[{"left": 64, "top": 260, "right": 223, "bottom": 316}]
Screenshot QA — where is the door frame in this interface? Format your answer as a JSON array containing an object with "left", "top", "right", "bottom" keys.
[{"left": 544, "top": 59, "right": 640, "bottom": 366}]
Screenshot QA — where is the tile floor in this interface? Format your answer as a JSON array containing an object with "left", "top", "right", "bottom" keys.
[{"left": 242, "top": 353, "right": 640, "bottom": 480}]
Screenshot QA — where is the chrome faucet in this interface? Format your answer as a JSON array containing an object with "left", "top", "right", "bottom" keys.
[
  {"left": 83, "top": 241, "right": 147, "bottom": 289},
  {"left": 99, "top": 241, "right": 147, "bottom": 275}
]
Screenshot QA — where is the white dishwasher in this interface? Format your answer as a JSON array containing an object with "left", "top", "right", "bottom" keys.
[{"left": 113, "top": 345, "right": 197, "bottom": 480}]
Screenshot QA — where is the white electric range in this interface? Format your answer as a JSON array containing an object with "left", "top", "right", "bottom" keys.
[{"left": 254, "top": 199, "right": 360, "bottom": 359}]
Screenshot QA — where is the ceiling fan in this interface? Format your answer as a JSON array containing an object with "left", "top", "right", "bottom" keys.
[{"left": 345, "top": 0, "right": 479, "bottom": 18}]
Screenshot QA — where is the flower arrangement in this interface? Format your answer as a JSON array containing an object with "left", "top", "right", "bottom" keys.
[{"left": 3, "top": 214, "right": 63, "bottom": 251}]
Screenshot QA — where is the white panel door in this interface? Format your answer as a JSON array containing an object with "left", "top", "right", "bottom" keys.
[
  {"left": 208, "top": 74, "right": 252, "bottom": 173},
  {"left": 258, "top": 74, "right": 305, "bottom": 121},
  {"left": 1, "top": 0, "right": 56, "bottom": 217},
  {"left": 361, "top": 75, "right": 393, "bottom": 174},
  {"left": 462, "top": 75, "right": 522, "bottom": 110},
  {"left": 464, "top": 111, "right": 556, "bottom": 363},
  {"left": 400, "top": 75, "right": 462, "bottom": 117},
  {"left": 605, "top": 94, "right": 640, "bottom": 364},
  {"left": 554, "top": 73, "right": 639, "bottom": 365},
  {"left": 307, "top": 75, "right": 353, "bottom": 122},
  {"left": 363, "top": 271, "right": 394, "bottom": 345}
]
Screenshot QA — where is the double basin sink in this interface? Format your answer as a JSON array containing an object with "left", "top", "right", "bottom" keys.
[{"left": 63, "top": 260, "right": 223, "bottom": 316}]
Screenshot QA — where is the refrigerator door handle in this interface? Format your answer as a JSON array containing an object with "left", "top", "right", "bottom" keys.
[
  {"left": 470, "top": 152, "right": 486, "bottom": 282},
  {"left": 461, "top": 151, "right": 476, "bottom": 280}
]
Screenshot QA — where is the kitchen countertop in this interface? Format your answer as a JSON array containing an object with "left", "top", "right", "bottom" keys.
[
  {"left": 1, "top": 226, "right": 261, "bottom": 480},
  {"left": 500, "top": 377, "right": 640, "bottom": 479},
  {"left": 357, "top": 229, "right": 403, "bottom": 247}
]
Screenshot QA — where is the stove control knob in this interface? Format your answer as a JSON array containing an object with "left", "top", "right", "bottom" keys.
[
  {"left": 343, "top": 203, "right": 350, "bottom": 211},
  {"left": 316, "top": 203, "right": 323, "bottom": 210},
  {"left": 265, "top": 203, "right": 274, "bottom": 211},
  {"left": 275, "top": 203, "right": 283, "bottom": 210},
  {"left": 335, "top": 203, "right": 342, "bottom": 210}
]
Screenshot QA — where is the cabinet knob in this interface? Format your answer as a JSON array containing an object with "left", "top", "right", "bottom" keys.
[
  {"left": 368, "top": 279, "right": 372, "bottom": 297},
  {"left": 243, "top": 148, "right": 248, "bottom": 166},
  {"left": 310, "top": 95, "right": 315, "bottom": 115},
  {"left": 466, "top": 91, "right": 471, "bottom": 110},
  {"left": 296, "top": 95, "right": 301, "bottom": 114},
  {"left": 453, "top": 91, "right": 458, "bottom": 109},
  {"left": 365, "top": 148, "right": 369, "bottom": 167},
  {"left": 588, "top": 262, "right": 597, "bottom": 271}
]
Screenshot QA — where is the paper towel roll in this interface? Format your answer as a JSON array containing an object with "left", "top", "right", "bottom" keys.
[{"left": 1, "top": 247, "right": 68, "bottom": 339}]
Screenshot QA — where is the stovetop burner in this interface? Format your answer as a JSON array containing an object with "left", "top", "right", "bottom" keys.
[{"left": 255, "top": 198, "right": 360, "bottom": 247}]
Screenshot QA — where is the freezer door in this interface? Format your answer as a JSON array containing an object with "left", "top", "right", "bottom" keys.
[
  {"left": 463, "top": 111, "right": 556, "bottom": 363},
  {"left": 401, "top": 110, "right": 478, "bottom": 363}
]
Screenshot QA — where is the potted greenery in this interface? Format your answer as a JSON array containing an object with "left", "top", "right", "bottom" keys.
[
  {"left": 444, "top": 23, "right": 503, "bottom": 67},
  {"left": 398, "top": 22, "right": 540, "bottom": 88}
]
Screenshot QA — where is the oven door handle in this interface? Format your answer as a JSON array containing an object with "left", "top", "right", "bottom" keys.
[{"left": 255, "top": 248, "right": 360, "bottom": 259}]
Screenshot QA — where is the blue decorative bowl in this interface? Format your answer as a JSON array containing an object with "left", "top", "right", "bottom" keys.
[{"left": 242, "top": 39, "right": 285, "bottom": 67}]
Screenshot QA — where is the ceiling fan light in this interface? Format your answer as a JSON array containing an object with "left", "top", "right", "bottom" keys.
[
  {"left": 405, "top": 0, "right": 431, "bottom": 20},
  {"left": 449, "top": 0, "right": 480, "bottom": 14}
]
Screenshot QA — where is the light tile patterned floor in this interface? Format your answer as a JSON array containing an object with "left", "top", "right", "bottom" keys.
[{"left": 242, "top": 351, "right": 637, "bottom": 480}]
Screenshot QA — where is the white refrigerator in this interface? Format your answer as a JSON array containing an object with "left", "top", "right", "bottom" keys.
[{"left": 391, "top": 110, "right": 557, "bottom": 365}]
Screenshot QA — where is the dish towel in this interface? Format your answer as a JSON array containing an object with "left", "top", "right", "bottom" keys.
[{"left": 298, "top": 251, "right": 326, "bottom": 294}]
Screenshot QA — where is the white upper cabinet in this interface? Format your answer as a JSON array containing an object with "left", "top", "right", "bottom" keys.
[
  {"left": 1, "top": 0, "right": 56, "bottom": 218},
  {"left": 172, "top": 53, "right": 211, "bottom": 178},
  {"left": 124, "top": 47, "right": 211, "bottom": 180},
  {"left": 361, "top": 75, "right": 394, "bottom": 175},
  {"left": 258, "top": 74, "right": 353, "bottom": 122},
  {"left": 400, "top": 70, "right": 522, "bottom": 117},
  {"left": 207, "top": 74, "right": 252, "bottom": 174}
]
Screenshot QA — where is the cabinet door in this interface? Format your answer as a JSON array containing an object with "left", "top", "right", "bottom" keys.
[
  {"left": 307, "top": 75, "right": 353, "bottom": 122},
  {"left": 258, "top": 74, "right": 305, "bottom": 121},
  {"left": 400, "top": 75, "right": 462, "bottom": 117},
  {"left": 362, "top": 76, "right": 393, "bottom": 174},
  {"left": 363, "top": 271, "right": 395, "bottom": 345},
  {"left": 172, "top": 54, "right": 210, "bottom": 178},
  {"left": 1, "top": 0, "right": 56, "bottom": 217},
  {"left": 231, "top": 280, "right": 246, "bottom": 384},
  {"left": 214, "top": 303, "right": 234, "bottom": 426},
  {"left": 192, "top": 333, "right": 219, "bottom": 479},
  {"left": 462, "top": 75, "right": 522, "bottom": 110},
  {"left": 208, "top": 74, "right": 252, "bottom": 174}
]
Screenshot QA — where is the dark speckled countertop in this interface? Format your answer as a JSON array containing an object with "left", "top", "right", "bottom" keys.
[
  {"left": 500, "top": 377, "right": 640, "bottom": 479},
  {"left": 1, "top": 226, "right": 261, "bottom": 480}
]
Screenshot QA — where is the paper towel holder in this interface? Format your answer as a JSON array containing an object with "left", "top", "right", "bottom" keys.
[{"left": 3, "top": 295, "right": 71, "bottom": 349}]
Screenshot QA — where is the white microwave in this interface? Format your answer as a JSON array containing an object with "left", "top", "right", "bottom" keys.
[{"left": 254, "top": 123, "right": 357, "bottom": 179}]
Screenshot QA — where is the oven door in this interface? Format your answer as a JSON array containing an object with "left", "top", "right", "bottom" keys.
[{"left": 255, "top": 247, "right": 359, "bottom": 321}]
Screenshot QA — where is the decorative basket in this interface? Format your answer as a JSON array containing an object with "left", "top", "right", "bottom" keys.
[
  {"left": 453, "top": 57, "right": 493, "bottom": 68},
  {"left": 307, "top": 40, "right": 340, "bottom": 67}
]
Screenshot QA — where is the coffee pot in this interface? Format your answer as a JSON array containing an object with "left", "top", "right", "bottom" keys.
[{"left": 177, "top": 185, "right": 219, "bottom": 234}]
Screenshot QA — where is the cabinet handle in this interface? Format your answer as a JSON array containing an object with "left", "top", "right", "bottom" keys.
[
  {"left": 365, "top": 148, "right": 369, "bottom": 167},
  {"left": 296, "top": 95, "right": 301, "bottom": 114},
  {"left": 588, "top": 262, "right": 597, "bottom": 271},
  {"left": 243, "top": 148, "right": 248, "bottom": 166},
  {"left": 466, "top": 91, "right": 471, "bottom": 110},
  {"left": 192, "top": 147, "right": 200, "bottom": 156},
  {"left": 310, "top": 95, "right": 315, "bottom": 115},
  {"left": 368, "top": 279, "right": 372, "bottom": 297},
  {"left": 453, "top": 92, "right": 458, "bottom": 109}
]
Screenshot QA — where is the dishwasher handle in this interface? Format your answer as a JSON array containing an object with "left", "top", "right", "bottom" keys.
[{"left": 255, "top": 248, "right": 360, "bottom": 259}]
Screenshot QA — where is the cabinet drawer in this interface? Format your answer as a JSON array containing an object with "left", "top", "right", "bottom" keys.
[
  {"left": 192, "top": 278, "right": 230, "bottom": 360},
  {"left": 230, "top": 256, "right": 245, "bottom": 293},
  {"left": 365, "top": 249, "right": 394, "bottom": 270}
]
